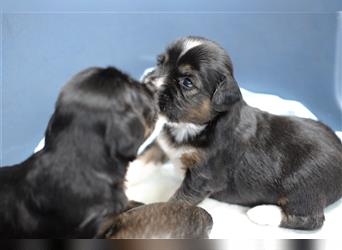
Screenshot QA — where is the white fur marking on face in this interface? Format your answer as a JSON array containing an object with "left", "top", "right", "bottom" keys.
[
  {"left": 247, "top": 205, "right": 283, "bottom": 227},
  {"left": 168, "top": 122, "right": 206, "bottom": 143},
  {"left": 153, "top": 76, "right": 166, "bottom": 88},
  {"left": 181, "top": 39, "right": 203, "bottom": 57},
  {"left": 34, "top": 138, "right": 45, "bottom": 153}
]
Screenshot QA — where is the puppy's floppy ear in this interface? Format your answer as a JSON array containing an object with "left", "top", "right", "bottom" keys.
[
  {"left": 105, "top": 114, "right": 145, "bottom": 161},
  {"left": 211, "top": 75, "right": 241, "bottom": 112},
  {"left": 44, "top": 108, "right": 73, "bottom": 148}
]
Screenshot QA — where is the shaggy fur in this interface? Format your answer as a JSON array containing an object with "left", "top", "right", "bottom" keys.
[
  {"left": 0, "top": 67, "right": 158, "bottom": 238},
  {"left": 143, "top": 36, "right": 342, "bottom": 230}
]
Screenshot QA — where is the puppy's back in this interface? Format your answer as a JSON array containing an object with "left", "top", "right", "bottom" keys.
[
  {"left": 98, "top": 203, "right": 213, "bottom": 239},
  {"left": 258, "top": 109, "right": 342, "bottom": 204}
]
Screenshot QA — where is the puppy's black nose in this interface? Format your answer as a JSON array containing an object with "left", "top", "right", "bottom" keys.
[
  {"left": 158, "top": 88, "right": 173, "bottom": 112},
  {"left": 158, "top": 99, "right": 166, "bottom": 112},
  {"left": 158, "top": 92, "right": 171, "bottom": 112}
]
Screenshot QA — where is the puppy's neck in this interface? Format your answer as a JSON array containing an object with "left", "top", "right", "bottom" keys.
[{"left": 166, "top": 122, "right": 206, "bottom": 143}]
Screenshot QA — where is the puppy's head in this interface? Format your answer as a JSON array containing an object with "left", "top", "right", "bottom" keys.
[
  {"left": 146, "top": 36, "right": 242, "bottom": 124},
  {"left": 46, "top": 67, "right": 157, "bottom": 161}
]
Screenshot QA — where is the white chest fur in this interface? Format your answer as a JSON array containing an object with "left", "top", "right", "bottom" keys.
[
  {"left": 157, "top": 135, "right": 191, "bottom": 176},
  {"left": 166, "top": 122, "right": 206, "bottom": 143},
  {"left": 157, "top": 122, "right": 206, "bottom": 174}
]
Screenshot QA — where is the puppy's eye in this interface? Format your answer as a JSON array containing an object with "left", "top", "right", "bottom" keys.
[{"left": 180, "top": 77, "right": 193, "bottom": 89}]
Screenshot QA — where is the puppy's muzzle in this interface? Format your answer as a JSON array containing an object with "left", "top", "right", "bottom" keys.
[{"left": 158, "top": 91, "right": 172, "bottom": 113}]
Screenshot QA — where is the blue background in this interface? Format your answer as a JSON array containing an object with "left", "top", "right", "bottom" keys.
[{"left": 1, "top": 1, "right": 342, "bottom": 165}]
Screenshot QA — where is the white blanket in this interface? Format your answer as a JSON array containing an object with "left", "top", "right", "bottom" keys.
[{"left": 34, "top": 82, "right": 342, "bottom": 239}]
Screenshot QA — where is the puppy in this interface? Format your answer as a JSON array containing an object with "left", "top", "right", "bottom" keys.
[
  {"left": 0, "top": 67, "right": 158, "bottom": 238},
  {"left": 97, "top": 202, "right": 213, "bottom": 239},
  {"left": 143, "top": 36, "right": 342, "bottom": 230}
]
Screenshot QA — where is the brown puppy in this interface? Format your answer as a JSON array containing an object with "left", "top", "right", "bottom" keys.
[
  {"left": 142, "top": 36, "right": 342, "bottom": 230},
  {"left": 97, "top": 203, "right": 213, "bottom": 239}
]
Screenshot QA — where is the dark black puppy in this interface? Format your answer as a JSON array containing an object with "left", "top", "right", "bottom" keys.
[
  {"left": 0, "top": 67, "right": 158, "bottom": 238},
  {"left": 143, "top": 36, "right": 342, "bottom": 230}
]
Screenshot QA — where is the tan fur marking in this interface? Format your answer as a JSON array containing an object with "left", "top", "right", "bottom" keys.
[
  {"left": 180, "top": 151, "right": 203, "bottom": 169},
  {"left": 186, "top": 98, "right": 212, "bottom": 123},
  {"left": 138, "top": 143, "right": 168, "bottom": 165},
  {"left": 277, "top": 197, "right": 289, "bottom": 207},
  {"left": 179, "top": 64, "right": 194, "bottom": 73},
  {"left": 143, "top": 123, "right": 153, "bottom": 139}
]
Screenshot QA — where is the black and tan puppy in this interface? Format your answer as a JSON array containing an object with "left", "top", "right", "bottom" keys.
[
  {"left": 0, "top": 66, "right": 159, "bottom": 238},
  {"left": 143, "top": 36, "right": 342, "bottom": 230}
]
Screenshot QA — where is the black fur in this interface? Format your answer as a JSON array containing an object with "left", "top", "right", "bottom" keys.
[
  {"left": 147, "top": 36, "right": 342, "bottom": 230},
  {"left": 0, "top": 67, "right": 157, "bottom": 238}
]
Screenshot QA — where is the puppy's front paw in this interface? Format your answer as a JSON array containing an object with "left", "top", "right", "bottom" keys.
[{"left": 247, "top": 205, "right": 283, "bottom": 227}]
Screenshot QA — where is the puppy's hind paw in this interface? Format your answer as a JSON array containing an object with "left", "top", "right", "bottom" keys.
[{"left": 247, "top": 205, "right": 283, "bottom": 227}]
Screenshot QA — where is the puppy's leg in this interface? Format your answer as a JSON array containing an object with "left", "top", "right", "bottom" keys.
[
  {"left": 247, "top": 196, "right": 325, "bottom": 230},
  {"left": 169, "top": 169, "right": 214, "bottom": 205},
  {"left": 279, "top": 196, "right": 325, "bottom": 230},
  {"left": 280, "top": 213, "right": 324, "bottom": 230}
]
